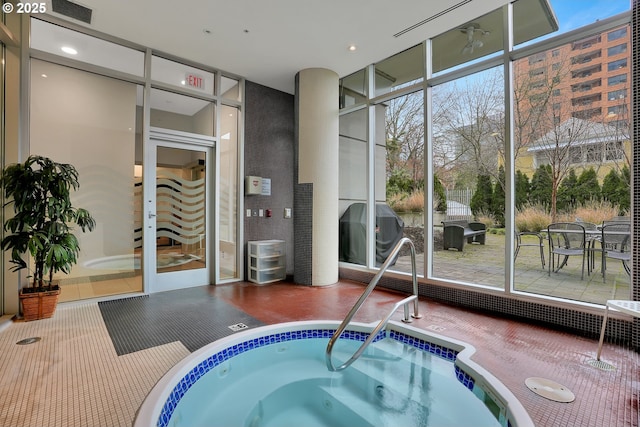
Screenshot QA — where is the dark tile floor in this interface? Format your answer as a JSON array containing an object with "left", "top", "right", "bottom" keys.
[
  {"left": 207, "top": 280, "right": 639, "bottom": 427},
  {"left": 98, "top": 288, "right": 264, "bottom": 355}
]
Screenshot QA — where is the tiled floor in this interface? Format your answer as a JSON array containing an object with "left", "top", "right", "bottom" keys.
[{"left": 0, "top": 280, "right": 637, "bottom": 427}]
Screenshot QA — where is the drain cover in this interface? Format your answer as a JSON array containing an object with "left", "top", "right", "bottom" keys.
[
  {"left": 16, "top": 337, "right": 41, "bottom": 345},
  {"left": 525, "top": 377, "right": 575, "bottom": 403},
  {"left": 228, "top": 323, "right": 249, "bottom": 332},
  {"left": 586, "top": 359, "right": 616, "bottom": 371}
]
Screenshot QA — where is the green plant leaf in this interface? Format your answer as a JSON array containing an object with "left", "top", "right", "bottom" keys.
[{"left": 1, "top": 155, "right": 95, "bottom": 285}]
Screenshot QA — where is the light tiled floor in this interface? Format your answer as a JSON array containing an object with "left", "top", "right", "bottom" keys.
[
  {"left": 0, "top": 281, "right": 637, "bottom": 427},
  {"left": 0, "top": 303, "right": 188, "bottom": 427}
]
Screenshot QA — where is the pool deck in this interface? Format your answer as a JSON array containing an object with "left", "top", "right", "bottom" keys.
[{"left": 0, "top": 281, "right": 637, "bottom": 427}]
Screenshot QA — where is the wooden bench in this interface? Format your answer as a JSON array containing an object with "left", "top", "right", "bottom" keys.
[{"left": 441, "top": 220, "right": 487, "bottom": 251}]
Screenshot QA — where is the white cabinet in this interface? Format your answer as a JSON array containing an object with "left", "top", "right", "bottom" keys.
[{"left": 248, "top": 240, "right": 285, "bottom": 284}]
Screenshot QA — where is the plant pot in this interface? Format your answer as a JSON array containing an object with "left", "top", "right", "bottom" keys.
[{"left": 19, "top": 286, "right": 61, "bottom": 321}]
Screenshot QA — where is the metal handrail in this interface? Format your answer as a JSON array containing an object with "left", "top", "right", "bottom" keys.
[{"left": 326, "top": 237, "right": 421, "bottom": 372}]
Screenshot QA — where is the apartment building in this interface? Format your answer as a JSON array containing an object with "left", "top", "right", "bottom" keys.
[{"left": 515, "top": 24, "right": 631, "bottom": 178}]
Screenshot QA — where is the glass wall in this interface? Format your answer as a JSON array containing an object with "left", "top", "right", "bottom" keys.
[
  {"left": 513, "top": 24, "right": 632, "bottom": 303},
  {"left": 382, "top": 91, "right": 424, "bottom": 274},
  {"left": 221, "top": 76, "right": 241, "bottom": 101},
  {"left": 338, "top": 2, "right": 632, "bottom": 307},
  {"left": 339, "top": 70, "right": 367, "bottom": 109},
  {"left": 150, "top": 88, "right": 215, "bottom": 136},
  {"left": 30, "top": 60, "right": 141, "bottom": 301},
  {"left": 431, "top": 67, "right": 505, "bottom": 287},
  {"left": 374, "top": 45, "right": 424, "bottom": 97},
  {"left": 219, "top": 105, "right": 239, "bottom": 279},
  {"left": 27, "top": 16, "right": 244, "bottom": 302},
  {"left": 30, "top": 19, "right": 144, "bottom": 76},
  {"left": 432, "top": 8, "right": 504, "bottom": 76},
  {"left": 151, "top": 56, "right": 215, "bottom": 96},
  {"left": 338, "top": 108, "right": 369, "bottom": 266}
]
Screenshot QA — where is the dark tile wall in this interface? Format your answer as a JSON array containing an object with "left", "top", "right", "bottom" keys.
[
  {"left": 293, "top": 183, "right": 313, "bottom": 285},
  {"left": 244, "top": 81, "right": 295, "bottom": 278},
  {"left": 292, "top": 73, "right": 313, "bottom": 285}
]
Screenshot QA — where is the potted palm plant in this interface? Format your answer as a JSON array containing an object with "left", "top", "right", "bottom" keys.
[{"left": 1, "top": 155, "right": 96, "bottom": 321}]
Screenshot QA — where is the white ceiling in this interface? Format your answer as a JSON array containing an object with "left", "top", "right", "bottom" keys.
[{"left": 43, "top": 0, "right": 521, "bottom": 94}]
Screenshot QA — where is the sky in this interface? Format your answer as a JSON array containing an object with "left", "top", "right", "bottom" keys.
[{"left": 549, "top": 0, "right": 630, "bottom": 32}]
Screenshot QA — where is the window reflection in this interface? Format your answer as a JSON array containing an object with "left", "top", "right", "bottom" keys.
[
  {"left": 374, "top": 45, "right": 424, "bottom": 97},
  {"left": 150, "top": 89, "right": 215, "bottom": 136},
  {"left": 340, "top": 70, "right": 367, "bottom": 108},
  {"left": 339, "top": 108, "right": 369, "bottom": 266},
  {"left": 432, "top": 8, "right": 504, "bottom": 74}
]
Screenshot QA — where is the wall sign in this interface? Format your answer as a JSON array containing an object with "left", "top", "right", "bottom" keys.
[
  {"left": 185, "top": 73, "right": 204, "bottom": 90},
  {"left": 261, "top": 178, "right": 271, "bottom": 196}
]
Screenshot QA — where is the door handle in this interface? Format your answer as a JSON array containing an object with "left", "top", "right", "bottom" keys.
[{"left": 148, "top": 211, "right": 157, "bottom": 218}]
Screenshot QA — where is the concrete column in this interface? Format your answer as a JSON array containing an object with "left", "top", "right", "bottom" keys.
[{"left": 296, "top": 68, "right": 339, "bottom": 286}]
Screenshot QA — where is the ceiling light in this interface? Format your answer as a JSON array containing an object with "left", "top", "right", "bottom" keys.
[
  {"left": 61, "top": 46, "right": 78, "bottom": 55},
  {"left": 41, "top": 74, "right": 48, "bottom": 78},
  {"left": 348, "top": 44, "right": 357, "bottom": 52},
  {"left": 460, "top": 24, "right": 489, "bottom": 55}
]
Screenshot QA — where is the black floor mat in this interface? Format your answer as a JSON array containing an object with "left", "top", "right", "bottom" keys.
[{"left": 98, "top": 286, "right": 264, "bottom": 356}]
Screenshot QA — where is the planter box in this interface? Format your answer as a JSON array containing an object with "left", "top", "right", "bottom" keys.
[{"left": 19, "top": 287, "right": 61, "bottom": 321}]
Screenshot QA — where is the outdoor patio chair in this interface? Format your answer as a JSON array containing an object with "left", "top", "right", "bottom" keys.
[
  {"left": 547, "top": 222, "right": 586, "bottom": 280},
  {"left": 600, "top": 222, "right": 631, "bottom": 283},
  {"left": 514, "top": 230, "right": 545, "bottom": 268},
  {"left": 576, "top": 221, "right": 601, "bottom": 275}
]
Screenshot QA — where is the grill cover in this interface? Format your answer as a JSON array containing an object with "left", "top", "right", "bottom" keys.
[{"left": 339, "top": 203, "right": 404, "bottom": 266}]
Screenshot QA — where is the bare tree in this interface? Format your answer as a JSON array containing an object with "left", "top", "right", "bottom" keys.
[
  {"left": 597, "top": 83, "right": 631, "bottom": 173},
  {"left": 385, "top": 91, "right": 425, "bottom": 184},
  {"left": 513, "top": 41, "right": 631, "bottom": 220},
  {"left": 431, "top": 67, "right": 505, "bottom": 189}
]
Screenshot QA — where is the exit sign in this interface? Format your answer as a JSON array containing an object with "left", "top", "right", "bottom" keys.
[{"left": 185, "top": 73, "right": 204, "bottom": 90}]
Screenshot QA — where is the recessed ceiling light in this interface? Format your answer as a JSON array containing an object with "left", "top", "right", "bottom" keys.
[
  {"left": 61, "top": 46, "right": 78, "bottom": 55},
  {"left": 203, "top": 29, "right": 212, "bottom": 35},
  {"left": 181, "top": 80, "right": 186, "bottom": 85},
  {"left": 41, "top": 74, "right": 47, "bottom": 78},
  {"left": 348, "top": 44, "right": 357, "bottom": 52}
]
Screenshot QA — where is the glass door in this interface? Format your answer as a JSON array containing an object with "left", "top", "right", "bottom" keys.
[{"left": 144, "top": 133, "right": 213, "bottom": 293}]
